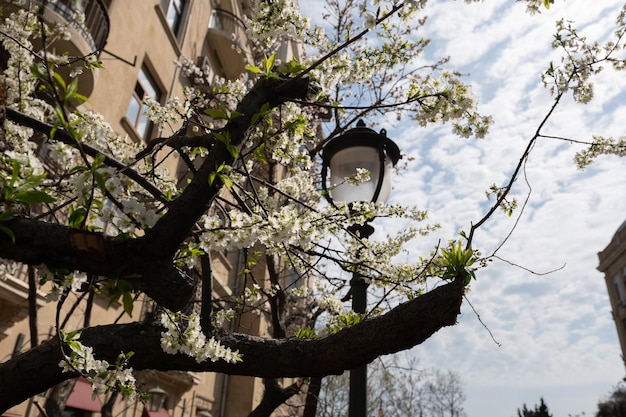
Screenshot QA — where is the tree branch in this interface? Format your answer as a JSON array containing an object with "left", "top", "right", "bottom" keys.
[
  {"left": 5, "top": 108, "right": 168, "bottom": 204},
  {"left": 0, "top": 277, "right": 464, "bottom": 411},
  {"left": 0, "top": 217, "right": 193, "bottom": 310}
]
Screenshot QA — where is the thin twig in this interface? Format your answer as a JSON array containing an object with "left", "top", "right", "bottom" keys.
[{"left": 464, "top": 295, "right": 501, "bottom": 347}]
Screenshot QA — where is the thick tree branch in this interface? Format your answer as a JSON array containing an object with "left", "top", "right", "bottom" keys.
[
  {"left": 0, "top": 217, "right": 193, "bottom": 310},
  {"left": 0, "top": 278, "right": 463, "bottom": 411},
  {"left": 144, "top": 76, "right": 311, "bottom": 258}
]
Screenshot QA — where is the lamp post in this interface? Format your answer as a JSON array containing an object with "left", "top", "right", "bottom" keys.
[
  {"left": 147, "top": 386, "right": 167, "bottom": 412},
  {"left": 321, "top": 119, "right": 401, "bottom": 417}
]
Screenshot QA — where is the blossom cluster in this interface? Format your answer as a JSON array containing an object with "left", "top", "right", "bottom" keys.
[
  {"left": 0, "top": 9, "right": 52, "bottom": 176},
  {"left": 247, "top": 0, "right": 310, "bottom": 48},
  {"left": 144, "top": 96, "right": 191, "bottom": 132},
  {"left": 59, "top": 330, "right": 139, "bottom": 399},
  {"left": 543, "top": 5, "right": 626, "bottom": 105},
  {"left": 160, "top": 312, "right": 241, "bottom": 364},
  {"left": 316, "top": 295, "right": 344, "bottom": 315},
  {"left": 42, "top": 269, "right": 89, "bottom": 301},
  {"left": 408, "top": 71, "right": 492, "bottom": 139},
  {"left": 574, "top": 135, "right": 626, "bottom": 169}
]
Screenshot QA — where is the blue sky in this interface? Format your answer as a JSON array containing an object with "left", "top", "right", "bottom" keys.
[{"left": 299, "top": 1, "right": 626, "bottom": 416}]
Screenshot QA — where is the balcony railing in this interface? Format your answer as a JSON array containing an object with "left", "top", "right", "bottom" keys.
[
  {"left": 209, "top": 8, "right": 249, "bottom": 55},
  {"left": 43, "top": 0, "right": 110, "bottom": 52}
]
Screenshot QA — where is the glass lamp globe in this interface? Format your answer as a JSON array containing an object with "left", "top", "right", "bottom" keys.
[{"left": 322, "top": 120, "right": 401, "bottom": 205}]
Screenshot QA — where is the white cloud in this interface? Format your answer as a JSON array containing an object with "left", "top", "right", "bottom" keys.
[
  {"left": 298, "top": 0, "right": 626, "bottom": 416},
  {"left": 385, "top": 1, "right": 626, "bottom": 417}
]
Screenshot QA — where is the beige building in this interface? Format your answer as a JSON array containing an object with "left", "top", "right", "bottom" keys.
[
  {"left": 598, "top": 219, "right": 626, "bottom": 370},
  {"left": 0, "top": 1, "right": 304, "bottom": 417}
]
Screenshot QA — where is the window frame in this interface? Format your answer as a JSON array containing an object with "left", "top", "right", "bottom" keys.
[
  {"left": 160, "top": 0, "right": 187, "bottom": 37},
  {"left": 125, "top": 66, "right": 162, "bottom": 141}
]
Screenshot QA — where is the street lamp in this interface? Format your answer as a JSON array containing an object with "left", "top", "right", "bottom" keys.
[
  {"left": 321, "top": 120, "right": 401, "bottom": 208},
  {"left": 147, "top": 386, "right": 167, "bottom": 412},
  {"left": 321, "top": 119, "right": 401, "bottom": 417}
]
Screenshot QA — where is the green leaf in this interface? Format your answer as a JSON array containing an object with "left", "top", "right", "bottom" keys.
[
  {"left": 72, "top": 92, "right": 90, "bottom": 105},
  {"left": 203, "top": 108, "right": 228, "bottom": 120},
  {"left": 122, "top": 291, "right": 134, "bottom": 316},
  {"left": 68, "top": 206, "right": 87, "bottom": 228},
  {"left": 264, "top": 53, "right": 276, "bottom": 74},
  {"left": 219, "top": 173, "right": 233, "bottom": 190},
  {"left": 14, "top": 190, "right": 55, "bottom": 205},
  {"left": 55, "top": 107, "right": 67, "bottom": 125},
  {"left": 295, "top": 327, "right": 317, "bottom": 340},
  {"left": 253, "top": 143, "right": 268, "bottom": 164},
  {"left": 279, "top": 58, "right": 307, "bottom": 76},
  {"left": 52, "top": 71, "right": 67, "bottom": 90},
  {"left": 251, "top": 102, "right": 272, "bottom": 125},
  {"left": 245, "top": 65, "right": 263, "bottom": 74},
  {"left": 208, "top": 170, "right": 217, "bottom": 186},
  {"left": 93, "top": 170, "right": 107, "bottom": 193},
  {"left": 10, "top": 160, "right": 20, "bottom": 184},
  {"left": 213, "top": 131, "right": 238, "bottom": 157},
  {"left": 65, "top": 77, "right": 78, "bottom": 101},
  {"left": 86, "top": 60, "right": 104, "bottom": 70},
  {"left": 30, "top": 63, "right": 45, "bottom": 79},
  {"left": 62, "top": 329, "right": 81, "bottom": 342}
]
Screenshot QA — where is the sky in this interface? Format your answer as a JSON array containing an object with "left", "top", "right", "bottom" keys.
[{"left": 299, "top": 1, "right": 626, "bottom": 416}]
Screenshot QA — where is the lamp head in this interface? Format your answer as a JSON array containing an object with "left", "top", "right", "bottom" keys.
[
  {"left": 321, "top": 120, "right": 401, "bottom": 206},
  {"left": 147, "top": 386, "right": 167, "bottom": 412}
]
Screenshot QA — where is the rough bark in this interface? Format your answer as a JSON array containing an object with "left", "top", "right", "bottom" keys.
[
  {"left": 0, "top": 277, "right": 463, "bottom": 411},
  {"left": 0, "top": 217, "right": 194, "bottom": 311},
  {"left": 302, "top": 377, "right": 322, "bottom": 417},
  {"left": 44, "top": 380, "right": 76, "bottom": 417}
]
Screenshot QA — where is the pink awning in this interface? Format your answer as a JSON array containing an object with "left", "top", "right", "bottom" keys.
[
  {"left": 66, "top": 378, "right": 103, "bottom": 412},
  {"left": 145, "top": 408, "right": 171, "bottom": 417}
]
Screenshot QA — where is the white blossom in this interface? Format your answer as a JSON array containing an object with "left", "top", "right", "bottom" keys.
[{"left": 160, "top": 312, "right": 241, "bottom": 364}]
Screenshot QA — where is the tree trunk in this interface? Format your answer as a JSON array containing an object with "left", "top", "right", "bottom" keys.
[
  {"left": 27, "top": 266, "right": 38, "bottom": 348},
  {"left": 44, "top": 380, "right": 77, "bottom": 417},
  {"left": 247, "top": 379, "right": 301, "bottom": 417},
  {"left": 101, "top": 391, "right": 119, "bottom": 417},
  {"left": 302, "top": 377, "right": 322, "bottom": 417}
]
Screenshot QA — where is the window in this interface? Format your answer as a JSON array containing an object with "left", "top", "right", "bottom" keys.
[
  {"left": 126, "top": 66, "right": 161, "bottom": 140},
  {"left": 161, "top": 0, "right": 186, "bottom": 35}
]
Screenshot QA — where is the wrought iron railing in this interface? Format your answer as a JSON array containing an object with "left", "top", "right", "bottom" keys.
[
  {"left": 208, "top": 8, "right": 249, "bottom": 52},
  {"left": 43, "top": 0, "right": 110, "bottom": 52}
]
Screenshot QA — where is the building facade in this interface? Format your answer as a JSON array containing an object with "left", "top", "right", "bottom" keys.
[
  {"left": 598, "top": 219, "right": 626, "bottom": 370},
  {"left": 0, "top": 1, "right": 304, "bottom": 417}
]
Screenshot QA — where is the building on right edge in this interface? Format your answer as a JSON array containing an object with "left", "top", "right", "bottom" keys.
[{"left": 598, "top": 219, "right": 626, "bottom": 370}]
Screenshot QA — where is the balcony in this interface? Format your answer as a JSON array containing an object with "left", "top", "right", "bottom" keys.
[
  {"left": 206, "top": 8, "right": 253, "bottom": 80},
  {"left": 1, "top": 0, "right": 110, "bottom": 98},
  {"left": 44, "top": 0, "right": 110, "bottom": 52}
]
